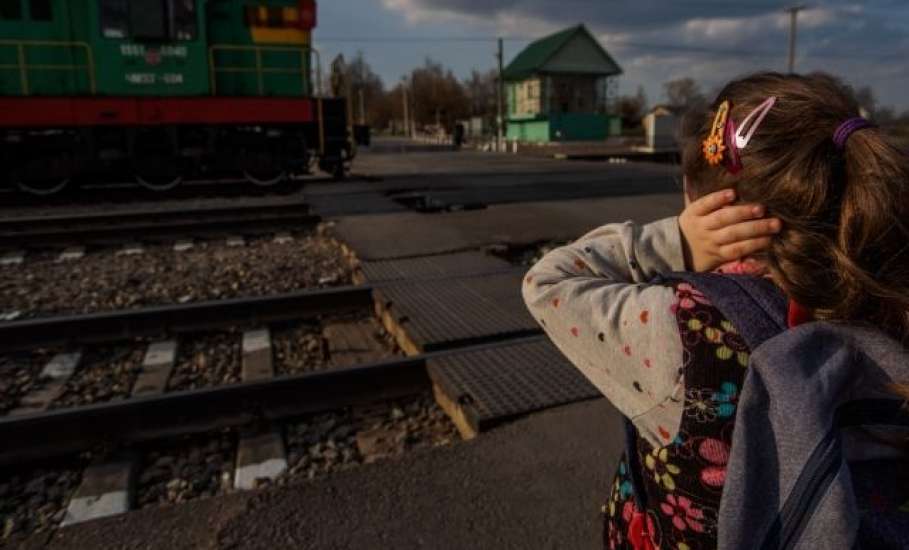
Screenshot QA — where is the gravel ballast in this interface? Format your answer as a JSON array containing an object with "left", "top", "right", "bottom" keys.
[
  {"left": 136, "top": 432, "right": 235, "bottom": 509},
  {"left": 281, "top": 393, "right": 459, "bottom": 484},
  {"left": 50, "top": 345, "right": 145, "bottom": 409},
  {"left": 274, "top": 316, "right": 400, "bottom": 375},
  {"left": 0, "top": 460, "right": 85, "bottom": 543},
  {"left": 168, "top": 332, "right": 241, "bottom": 391},
  {"left": 272, "top": 322, "right": 327, "bottom": 375},
  {"left": 0, "top": 350, "right": 55, "bottom": 415},
  {"left": 0, "top": 232, "right": 352, "bottom": 319}
]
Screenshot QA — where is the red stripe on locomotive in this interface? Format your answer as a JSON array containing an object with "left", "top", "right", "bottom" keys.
[{"left": 0, "top": 97, "right": 315, "bottom": 128}]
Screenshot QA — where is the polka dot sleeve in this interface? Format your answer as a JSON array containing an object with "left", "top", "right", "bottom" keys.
[{"left": 521, "top": 217, "right": 688, "bottom": 448}]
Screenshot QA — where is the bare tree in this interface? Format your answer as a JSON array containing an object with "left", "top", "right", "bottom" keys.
[
  {"left": 344, "top": 51, "right": 385, "bottom": 125},
  {"left": 664, "top": 78, "right": 706, "bottom": 111},
  {"left": 616, "top": 85, "right": 648, "bottom": 129},
  {"left": 408, "top": 58, "right": 470, "bottom": 132},
  {"left": 464, "top": 69, "right": 498, "bottom": 118}
]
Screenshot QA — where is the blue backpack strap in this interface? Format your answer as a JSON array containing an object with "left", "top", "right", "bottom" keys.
[
  {"left": 669, "top": 272, "right": 789, "bottom": 349},
  {"left": 621, "top": 272, "right": 788, "bottom": 510}
]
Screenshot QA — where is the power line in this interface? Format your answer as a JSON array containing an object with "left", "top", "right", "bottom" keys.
[{"left": 315, "top": 35, "right": 903, "bottom": 62}]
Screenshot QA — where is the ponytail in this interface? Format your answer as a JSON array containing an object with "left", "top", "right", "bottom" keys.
[{"left": 825, "top": 127, "right": 909, "bottom": 342}]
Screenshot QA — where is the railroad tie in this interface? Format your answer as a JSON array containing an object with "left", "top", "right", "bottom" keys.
[
  {"left": 273, "top": 232, "right": 294, "bottom": 244},
  {"left": 132, "top": 341, "right": 178, "bottom": 396},
  {"left": 0, "top": 250, "right": 25, "bottom": 266},
  {"left": 116, "top": 243, "right": 144, "bottom": 256},
  {"left": 323, "top": 320, "right": 391, "bottom": 368},
  {"left": 226, "top": 235, "right": 245, "bottom": 248},
  {"left": 234, "top": 328, "right": 288, "bottom": 490},
  {"left": 56, "top": 246, "right": 85, "bottom": 263},
  {"left": 9, "top": 352, "right": 82, "bottom": 416},
  {"left": 61, "top": 459, "right": 135, "bottom": 527},
  {"left": 0, "top": 310, "right": 21, "bottom": 322},
  {"left": 173, "top": 239, "right": 194, "bottom": 252}
]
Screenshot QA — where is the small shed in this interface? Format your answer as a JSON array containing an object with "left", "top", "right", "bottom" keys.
[
  {"left": 640, "top": 105, "right": 680, "bottom": 152},
  {"left": 504, "top": 25, "right": 623, "bottom": 143}
]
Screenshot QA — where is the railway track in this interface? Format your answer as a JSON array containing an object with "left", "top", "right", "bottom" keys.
[
  {"left": 0, "top": 283, "right": 473, "bottom": 533},
  {"left": 0, "top": 284, "right": 370, "bottom": 353},
  {"left": 0, "top": 342, "right": 432, "bottom": 466},
  {"left": 0, "top": 202, "right": 320, "bottom": 249}
]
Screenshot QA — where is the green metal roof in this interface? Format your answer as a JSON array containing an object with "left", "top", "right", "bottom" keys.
[{"left": 503, "top": 24, "right": 622, "bottom": 81}]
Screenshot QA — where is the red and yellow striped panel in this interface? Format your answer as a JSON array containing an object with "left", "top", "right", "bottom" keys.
[{"left": 248, "top": 5, "right": 313, "bottom": 45}]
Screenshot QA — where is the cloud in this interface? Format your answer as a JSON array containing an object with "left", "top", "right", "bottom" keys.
[{"left": 377, "top": 0, "right": 909, "bottom": 109}]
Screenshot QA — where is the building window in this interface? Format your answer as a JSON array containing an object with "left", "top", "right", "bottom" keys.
[
  {"left": 100, "top": 0, "right": 129, "bottom": 38},
  {"left": 172, "top": 0, "right": 197, "bottom": 40},
  {"left": 0, "top": 0, "right": 21, "bottom": 20},
  {"left": 29, "top": 0, "right": 50, "bottom": 20}
]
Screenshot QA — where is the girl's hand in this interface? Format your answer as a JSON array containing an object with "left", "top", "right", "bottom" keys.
[{"left": 679, "top": 189, "right": 781, "bottom": 272}]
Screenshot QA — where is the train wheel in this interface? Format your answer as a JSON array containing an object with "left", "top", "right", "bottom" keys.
[
  {"left": 17, "top": 178, "right": 70, "bottom": 196},
  {"left": 243, "top": 170, "right": 287, "bottom": 187},
  {"left": 134, "top": 155, "right": 183, "bottom": 192},
  {"left": 136, "top": 173, "right": 183, "bottom": 192}
]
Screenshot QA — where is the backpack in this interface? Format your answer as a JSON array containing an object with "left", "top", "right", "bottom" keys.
[{"left": 623, "top": 272, "right": 909, "bottom": 550}]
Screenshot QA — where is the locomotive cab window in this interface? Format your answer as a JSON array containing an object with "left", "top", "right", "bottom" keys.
[
  {"left": 172, "top": 0, "right": 197, "bottom": 40},
  {"left": 100, "top": 0, "right": 197, "bottom": 40},
  {"left": 130, "top": 0, "right": 168, "bottom": 40},
  {"left": 100, "top": 0, "right": 128, "bottom": 38},
  {"left": 0, "top": 0, "right": 22, "bottom": 20},
  {"left": 29, "top": 0, "right": 51, "bottom": 20}
]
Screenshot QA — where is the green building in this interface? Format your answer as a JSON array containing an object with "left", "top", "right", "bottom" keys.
[{"left": 504, "top": 24, "right": 622, "bottom": 143}]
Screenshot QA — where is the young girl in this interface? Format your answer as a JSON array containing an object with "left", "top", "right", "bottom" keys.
[{"left": 522, "top": 72, "right": 909, "bottom": 549}]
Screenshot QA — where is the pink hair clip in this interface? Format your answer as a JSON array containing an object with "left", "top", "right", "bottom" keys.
[
  {"left": 735, "top": 96, "right": 776, "bottom": 149},
  {"left": 722, "top": 96, "right": 776, "bottom": 174}
]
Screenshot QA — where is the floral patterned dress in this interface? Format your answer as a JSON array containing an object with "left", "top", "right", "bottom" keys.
[{"left": 604, "top": 280, "right": 750, "bottom": 550}]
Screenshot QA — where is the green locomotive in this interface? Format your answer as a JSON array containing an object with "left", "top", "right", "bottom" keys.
[{"left": 0, "top": 0, "right": 351, "bottom": 194}]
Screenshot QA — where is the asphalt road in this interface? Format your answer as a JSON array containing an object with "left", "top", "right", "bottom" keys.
[{"left": 45, "top": 399, "right": 624, "bottom": 550}]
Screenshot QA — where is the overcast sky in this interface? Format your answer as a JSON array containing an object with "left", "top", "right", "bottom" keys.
[{"left": 316, "top": 1, "right": 909, "bottom": 111}]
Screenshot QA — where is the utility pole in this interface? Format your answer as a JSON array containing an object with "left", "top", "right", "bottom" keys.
[
  {"left": 786, "top": 5, "right": 806, "bottom": 74},
  {"left": 402, "top": 78, "right": 410, "bottom": 138},
  {"left": 496, "top": 38, "right": 504, "bottom": 152}
]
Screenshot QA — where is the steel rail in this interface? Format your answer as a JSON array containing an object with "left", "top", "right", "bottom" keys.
[
  {"left": 0, "top": 203, "right": 319, "bottom": 247},
  {"left": 0, "top": 285, "right": 373, "bottom": 353},
  {"left": 0, "top": 354, "right": 427, "bottom": 466},
  {"left": 0, "top": 335, "right": 547, "bottom": 466}
]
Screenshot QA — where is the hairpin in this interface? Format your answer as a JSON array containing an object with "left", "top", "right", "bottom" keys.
[
  {"left": 702, "top": 100, "right": 729, "bottom": 165},
  {"left": 724, "top": 115, "right": 742, "bottom": 174},
  {"left": 735, "top": 97, "right": 776, "bottom": 149}
]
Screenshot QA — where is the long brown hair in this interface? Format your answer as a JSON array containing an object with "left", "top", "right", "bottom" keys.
[{"left": 680, "top": 72, "right": 909, "bottom": 344}]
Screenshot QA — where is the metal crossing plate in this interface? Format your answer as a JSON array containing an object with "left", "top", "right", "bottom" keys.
[
  {"left": 428, "top": 338, "right": 598, "bottom": 437},
  {"left": 361, "top": 251, "right": 513, "bottom": 283},
  {"left": 374, "top": 271, "right": 538, "bottom": 354}
]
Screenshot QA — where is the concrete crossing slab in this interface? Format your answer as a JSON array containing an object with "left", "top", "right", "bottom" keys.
[
  {"left": 358, "top": 251, "right": 513, "bottom": 283},
  {"left": 374, "top": 271, "right": 537, "bottom": 354},
  {"left": 428, "top": 338, "right": 598, "bottom": 438}
]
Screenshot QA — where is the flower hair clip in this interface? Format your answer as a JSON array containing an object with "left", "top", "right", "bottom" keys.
[
  {"left": 702, "top": 100, "right": 730, "bottom": 166},
  {"left": 702, "top": 96, "right": 777, "bottom": 173}
]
